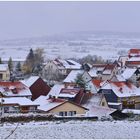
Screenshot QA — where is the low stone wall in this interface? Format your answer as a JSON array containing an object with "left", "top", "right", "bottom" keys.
[{"left": 1, "top": 114, "right": 98, "bottom": 123}]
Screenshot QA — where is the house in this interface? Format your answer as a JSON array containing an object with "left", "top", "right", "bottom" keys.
[
  {"left": 47, "top": 84, "right": 65, "bottom": 98},
  {"left": 58, "top": 88, "right": 86, "bottom": 104},
  {"left": 63, "top": 70, "right": 84, "bottom": 87},
  {"left": 85, "top": 79, "right": 102, "bottom": 94},
  {"left": 34, "top": 96, "right": 88, "bottom": 116},
  {"left": 101, "top": 64, "right": 118, "bottom": 80},
  {"left": 47, "top": 83, "right": 86, "bottom": 105},
  {"left": 2, "top": 58, "right": 25, "bottom": 71},
  {"left": 82, "top": 63, "right": 92, "bottom": 71},
  {"left": 125, "top": 57, "right": 140, "bottom": 68},
  {"left": 83, "top": 93, "right": 108, "bottom": 108},
  {"left": 0, "top": 64, "right": 10, "bottom": 81},
  {"left": 21, "top": 76, "right": 51, "bottom": 100},
  {"left": 0, "top": 81, "right": 32, "bottom": 99},
  {"left": 0, "top": 97, "right": 39, "bottom": 115},
  {"left": 85, "top": 105, "right": 116, "bottom": 118},
  {"left": 118, "top": 49, "right": 140, "bottom": 68},
  {"left": 99, "top": 81, "right": 140, "bottom": 110},
  {"left": 91, "top": 63, "right": 118, "bottom": 81},
  {"left": 118, "top": 55, "right": 129, "bottom": 67},
  {"left": 128, "top": 49, "right": 140, "bottom": 57},
  {"left": 110, "top": 74, "right": 126, "bottom": 82},
  {"left": 122, "top": 68, "right": 140, "bottom": 86},
  {"left": 83, "top": 94, "right": 115, "bottom": 117},
  {"left": 82, "top": 68, "right": 98, "bottom": 83},
  {"left": 92, "top": 64, "right": 107, "bottom": 75},
  {"left": 43, "top": 59, "right": 81, "bottom": 78}
]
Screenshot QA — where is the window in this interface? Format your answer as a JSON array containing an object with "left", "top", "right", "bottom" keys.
[
  {"left": 102, "top": 102, "right": 105, "bottom": 106},
  {"left": 68, "top": 111, "right": 76, "bottom": 116},
  {"left": 64, "top": 112, "right": 67, "bottom": 116},
  {"left": 0, "top": 74, "right": 3, "bottom": 80},
  {"left": 4, "top": 107, "right": 9, "bottom": 113},
  {"left": 59, "top": 112, "right": 64, "bottom": 116},
  {"left": 69, "top": 111, "right": 73, "bottom": 116}
]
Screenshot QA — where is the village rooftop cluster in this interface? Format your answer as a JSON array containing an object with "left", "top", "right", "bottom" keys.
[{"left": 1, "top": 48, "right": 140, "bottom": 118}]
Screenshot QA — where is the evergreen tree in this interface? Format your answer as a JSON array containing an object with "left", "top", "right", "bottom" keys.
[
  {"left": 23, "top": 48, "right": 35, "bottom": 74},
  {"left": 23, "top": 48, "right": 45, "bottom": 74},
  {"left": 16, "top": 62, "right": 21, "bottom": 71},
  {"left": 27, "top": 48, "right": 34, "bottom": 61},
  {"left": 75, "top": 73, "right": 86, "bottom": 89},
  {"left": 8, "top": 57, "right": 13, "bottom": 71}
]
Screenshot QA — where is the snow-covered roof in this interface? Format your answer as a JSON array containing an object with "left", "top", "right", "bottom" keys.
[
  {"left": 108, "top": 102, "right": 122, "bottom": 106},
  {"left": 88, "top": 69, "right": 98, "bottom": 77},
  {"left": 84, "top": 94, "right": 103, "bottom": 106},
  {"left": 0, "top": 64, "right": 9, "bottom": 71},
  {"left": 122, "top": 68, "right": 137, "bottom": 79},
  {"left": 66, "top": 60, "right": 81, "bottom": 69},
  {"left": 53, "top": 59, "right": 81, "bottom": 70},
  {"left": 127, "top": 57, "right": 140, "bottom": 62},
  {"left": 84, "top": 105, "right": 116, "bottom": 117},
  {"left": 58, "top": 94, "right": 76, "bottom": 98},
  {"left": 34, "top": 96, "right": 66, "bottom": 112},
  {"left": 100, "top": 81, "right": 112, "bottom": 89},
  {"left": 101, "top": 81, "right": 140, "bottom": 98},
  {"left": 102, "top": 64, "right": 116, "bottom": 75},
  {"left": 102, "top": 69, "right": 112, "bottom": 75},
  {"left": 34, "top": 96, "right": 88, "bottom": 112},
  {"left": 128, "top": 49, "right": 140, "bottom": 56},
  {"left": 122, "top": 109, "right": 140, "bottom": 114},
  {"left": 0, "top": 81, "right": 32, "bottom": 97},
  {"left": 58, "top": 88, "right": 80, "bottom": 98},
  {"left": 1, "top": 97, "right": 39, "bottom": 106},
  {"left": 115, "top": 75, "right": 126, "bottom": 82},
  {"left": 21, "top": 76, "right": 39, "bottom": 87},
  {"left": 63, "top": 70, "right": 84, "bottom": 83},
  {"left": 47, "top": 84, "right": 65, "bottom": 98}
]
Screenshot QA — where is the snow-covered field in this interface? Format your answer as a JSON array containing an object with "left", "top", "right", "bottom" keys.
[
  {"left": 1, "top": 31, "right": 139, "bottom": 61},
  {"left": 1, "top": 120, "right": 140, "bottom": 139}
]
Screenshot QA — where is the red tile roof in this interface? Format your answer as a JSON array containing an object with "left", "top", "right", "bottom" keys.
[
  {"left": 60, "top": 88, "right": 80, "bottom": 95},
  {"left": 92, "top": 64, "right": 107, "bottom": 68},
  {"left": 0, "top": 81, "right": 25, "bottom": 88},
  {"left": 126, "top": 61, "right": 140, "bottom": 65},
  {"left": 0, "top": 81, "right": 31, "bottom": 96},
  {"left": 104, "top": 64, "right": 116, "bottom": 70},
  {"left": 92, "top": 79, "right": 102, "bottom": 88},
  {"left": 47, "top": 98, "right": 66, "bottom": 103},
  {"left": 108, "top": 81, "right": 133, "bottom": 89},
  {"left": 129, "top": 49, "right": 140, "bottom": 54}
]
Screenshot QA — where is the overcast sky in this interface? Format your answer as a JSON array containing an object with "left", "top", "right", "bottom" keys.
[{"left": 0, "top": 1, "right": 140, "bottom": 40}]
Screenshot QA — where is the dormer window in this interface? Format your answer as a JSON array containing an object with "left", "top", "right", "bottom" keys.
[{"left": 11, "top": 88, "right": 18, "bottom": 94}]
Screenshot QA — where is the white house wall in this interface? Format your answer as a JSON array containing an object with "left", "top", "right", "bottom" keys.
[{"left": 82, "top": 72, "right": 92, "bottom": 83}]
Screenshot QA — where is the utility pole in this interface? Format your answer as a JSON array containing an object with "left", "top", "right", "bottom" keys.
[{"left": 0, "top": 98, "right": 4, "bottom": 126}]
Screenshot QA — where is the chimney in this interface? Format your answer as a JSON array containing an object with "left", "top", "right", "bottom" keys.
[
  {"left": 49, "top": 95, "right": 52, "bottom": 99},
  {"left": 119, "top": 87, "right": 123, "bottom": 93}
]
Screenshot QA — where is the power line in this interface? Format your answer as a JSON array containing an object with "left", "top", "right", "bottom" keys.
[{"left": 4, "top": 122, "right": 20, "bottom": 139}]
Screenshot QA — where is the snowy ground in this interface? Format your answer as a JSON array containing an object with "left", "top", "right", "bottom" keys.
[
  {"left": 1, "top": 120, "right": 140, "bottom": 139},
  {"left": 0, "top": 32, "right": 137, "bottom": 61}
]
